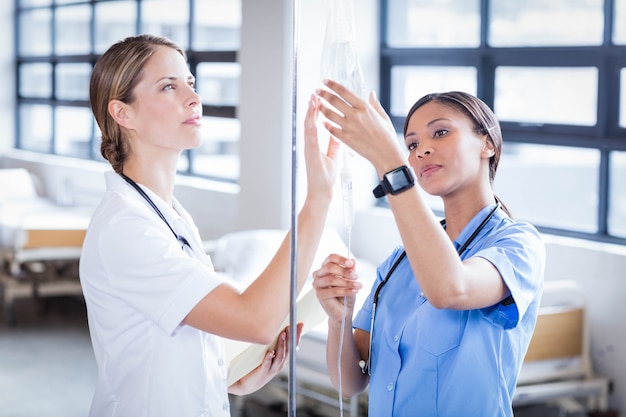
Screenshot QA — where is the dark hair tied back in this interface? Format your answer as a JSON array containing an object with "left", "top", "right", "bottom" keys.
[{"left": 404, "top": 91, "right": 512, "bottom": 217}]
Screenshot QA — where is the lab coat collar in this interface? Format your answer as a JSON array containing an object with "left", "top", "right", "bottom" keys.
[{"left": 104, "top": 171, "right": 205, "bottom": 256}]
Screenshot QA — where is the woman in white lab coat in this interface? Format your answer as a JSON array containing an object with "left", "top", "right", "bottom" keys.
[{"left": 79, "top": 34, "right": 345, "bottom": 417}]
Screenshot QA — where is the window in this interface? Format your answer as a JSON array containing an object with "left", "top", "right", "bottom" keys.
[
  {"left": 15, "top": 0, "right": 241, "bottom": 183},
  {"left": 609, "top": 151, "right": 626, "bottom": 238},
  {"left": 381, "top": 0, "right": 626, "bottom": 244}
]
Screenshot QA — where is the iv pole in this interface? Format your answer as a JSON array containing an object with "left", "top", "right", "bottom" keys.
[{"left": 288, "top": 0, "right": 300, "bottom": 415}]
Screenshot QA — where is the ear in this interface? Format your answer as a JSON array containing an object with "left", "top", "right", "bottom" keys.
[
  {"left": 108, "top": 99, "right": 134, "bottom": 130},
  {"left": 481, "top": 137, "right": 495, "bottom": 159}
]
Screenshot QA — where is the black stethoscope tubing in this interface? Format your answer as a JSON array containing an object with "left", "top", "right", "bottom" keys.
[{"left": 120, "top": 173, "right": 192, "bottom": 250}]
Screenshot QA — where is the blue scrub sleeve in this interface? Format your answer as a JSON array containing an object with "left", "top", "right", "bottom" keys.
[{"left": 476, "top": 222, "right": 545, "bottom": 329}]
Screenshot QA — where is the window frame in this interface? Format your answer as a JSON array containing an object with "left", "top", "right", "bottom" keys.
[
  {"left": 379, "top": 0, "right": 626, "bottom": 245},
  {"left": 14, "top": 0, "right": 240, "bottom": 184}
]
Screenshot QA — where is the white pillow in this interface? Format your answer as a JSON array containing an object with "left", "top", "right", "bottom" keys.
[
  {"left": 210, "top": 229, "right": 284, "bottom": 284},
  {"left": 0, "top": 168, "right": 39, "bottom": 202},
  {"left": 209, "top": 228, "right": 349, "bottom": 287}
]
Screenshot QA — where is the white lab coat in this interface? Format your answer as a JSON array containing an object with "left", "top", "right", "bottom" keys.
[{"left": 79, "top": 171, "right": 231, "bottom": 417}]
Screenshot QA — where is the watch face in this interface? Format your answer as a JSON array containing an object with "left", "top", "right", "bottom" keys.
[
  {"left": 373, "top": 166, "right": 415, "bottom": 198},
  {"left": 388, "top": 169, "right": 411, "bottom": 189}
]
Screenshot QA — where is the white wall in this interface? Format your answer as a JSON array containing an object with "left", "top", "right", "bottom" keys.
[
  {"left": 0, "top": 0, "right": 378, "bottom": 239},
  {"left": 236, "top": 0, "right": 294, "bottom": 232},
  {"left": 1, "top": 0, "right": 625, "bottom": 413},
  {"left": 543, "top": 235, "right": 626, "bottom": 413}
]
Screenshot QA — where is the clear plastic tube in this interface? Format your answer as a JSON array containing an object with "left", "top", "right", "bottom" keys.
[
  {"left": 321, "top": 0, "right": 363, "bottom": 413},
  {"left": 337, "top": 149, "right": 354, "bottom": 417},
  {"left": 341, "top": 154, "right": 355, "bottom": 233},
  {"left": 320, "top": 0, "right": 365, "bottom": 99}
]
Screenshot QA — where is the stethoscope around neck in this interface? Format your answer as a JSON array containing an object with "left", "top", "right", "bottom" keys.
[
  {"left": 359, "top": 201, "right": 501, "bottom": 375},
  {"left": 120, "top": 173, "right": 192, "bottom": 252}
]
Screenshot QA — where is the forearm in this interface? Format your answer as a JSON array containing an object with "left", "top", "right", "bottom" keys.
[
  {"left": 188, "top": 92, "right": 338, "bottom": 341},
  {"left": 294, "top": 192, "right": 333, "bottom": 288},
  {"left": 326, "top": 317, "right": 369, "bottom": 396},
  {"left": 386, "top": 188, "right": 468, "bottom": 307},
  {"left": 239, "top": 193, "right": 332, "bottom": 338}
]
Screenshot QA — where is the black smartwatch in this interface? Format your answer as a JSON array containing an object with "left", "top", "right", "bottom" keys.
[{"left": 373, "top": 165, "right": 416, "bottom": 198}]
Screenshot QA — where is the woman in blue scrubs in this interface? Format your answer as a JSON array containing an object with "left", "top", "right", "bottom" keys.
[{"left": 311, "top": 85, "right": 545, "bottom": 416}]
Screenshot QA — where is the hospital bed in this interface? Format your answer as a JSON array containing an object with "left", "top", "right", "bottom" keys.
[
  {"left": 0, "top": 168, "right": 91, "bottom": 324},
  {"left": 513, "top": 279, "right": 612, "bottom": 413}
]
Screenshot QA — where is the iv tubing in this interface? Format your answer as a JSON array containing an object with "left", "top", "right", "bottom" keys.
[
  {"left": 337, "top": 150, "right": 354, "bottom": 416},
  {"left": 337, "top": 230, "right": 351, "bottom": 417}
]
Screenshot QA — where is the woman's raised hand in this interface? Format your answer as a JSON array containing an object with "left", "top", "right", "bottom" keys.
[
  {"left": 315, "top": 80, "right": 404, "bottom": 170},
  {"left": 303, "top": 94, "right": 340, "bottom": 201},
  {"left": 312, "top": 254, "right": 362, "bottom": 324}
]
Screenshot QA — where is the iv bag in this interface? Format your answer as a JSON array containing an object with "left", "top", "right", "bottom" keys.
[{"left": 320, "top": 0, "right": 366, "bottom": 99}]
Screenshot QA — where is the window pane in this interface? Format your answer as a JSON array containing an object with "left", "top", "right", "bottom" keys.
[
  {"left": 16, "top": 0, "right": 243, "bottom": 182},
  {"left": 19, "top": 9, "right": 52, "bottom": 56},
  {"left": 55, "top": 5, "right": 91, "bottom": 55},
  {"left": 386, "top": 0, "right": 479, "bottom": 48},
  {"left": 609, "top": 152, "right": 626, "bottom": 238},
  {"left": 55, "top": 106, "right": 94, "bottom": 158},
  {"left": 141, "top": 0, "right": 189, "bottom": 49},
  {"left": 56, "top": 63, "right": 91, "bottom": 101},
  {"left": 92, "top": 124, "right": 105, "bottom": 163},
  {"left": 95, "top": 1, "right": 137, "bottom": 54},
  {"left": 177, "top": 151, "right": 190, "bottom": 173},
  {"left": 194, "top": 117, "right": 240, "bottom": 180},
  {"left": 193, "top": 0, "right": 241, "bottom": 50},
  {"left": 19, "top": 63, "right": 52, "bottom": 98},
  {"left": 614, "top": 0, "right": 626, "bottom": 44},
  {"left": 19, "top": 0, "right": 51, "bottom": 5},
  {"left": 19, "top": 105, "right": 52, "bottom": 153},
  {"left": 390, "top": 66, "right": 477, "bottom": 117},
  {"left": 495, "top": 67, "right": 597, "bottom": 126},
  {"left": 495, "top": 143, "right": 599, "bottom": 232},
  {"left": 489, "top": 0, "right": 603, "bottom": 46},
  {"left": 620, "top": 68, "right": 626, "bottom": 128},
  {"left": 197, "top": 63, "right": 240, "bottom": 106}
]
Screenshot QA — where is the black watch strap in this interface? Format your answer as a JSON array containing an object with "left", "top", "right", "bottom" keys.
[{"left": 373, "top": 165, "right": 416, "bottom": 198}]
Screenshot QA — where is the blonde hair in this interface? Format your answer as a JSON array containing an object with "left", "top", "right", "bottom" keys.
[{"left": 89, "top": 34, "right": 186, "bottom": 173}]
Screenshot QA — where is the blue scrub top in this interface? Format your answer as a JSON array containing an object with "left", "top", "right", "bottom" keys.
[{"left": 353, "top": 204, "right": 545, "bottom": 417}]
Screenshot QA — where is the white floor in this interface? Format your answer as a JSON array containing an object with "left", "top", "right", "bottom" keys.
[
  {"left": 0, "top": 297, "right": 95, "bottom": 417},
  {"left": 0, "top": 296, "right": 568, "bottom": 417},
  {"left": 0, "top": 296, "right": 342, "bottom": 417}
]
